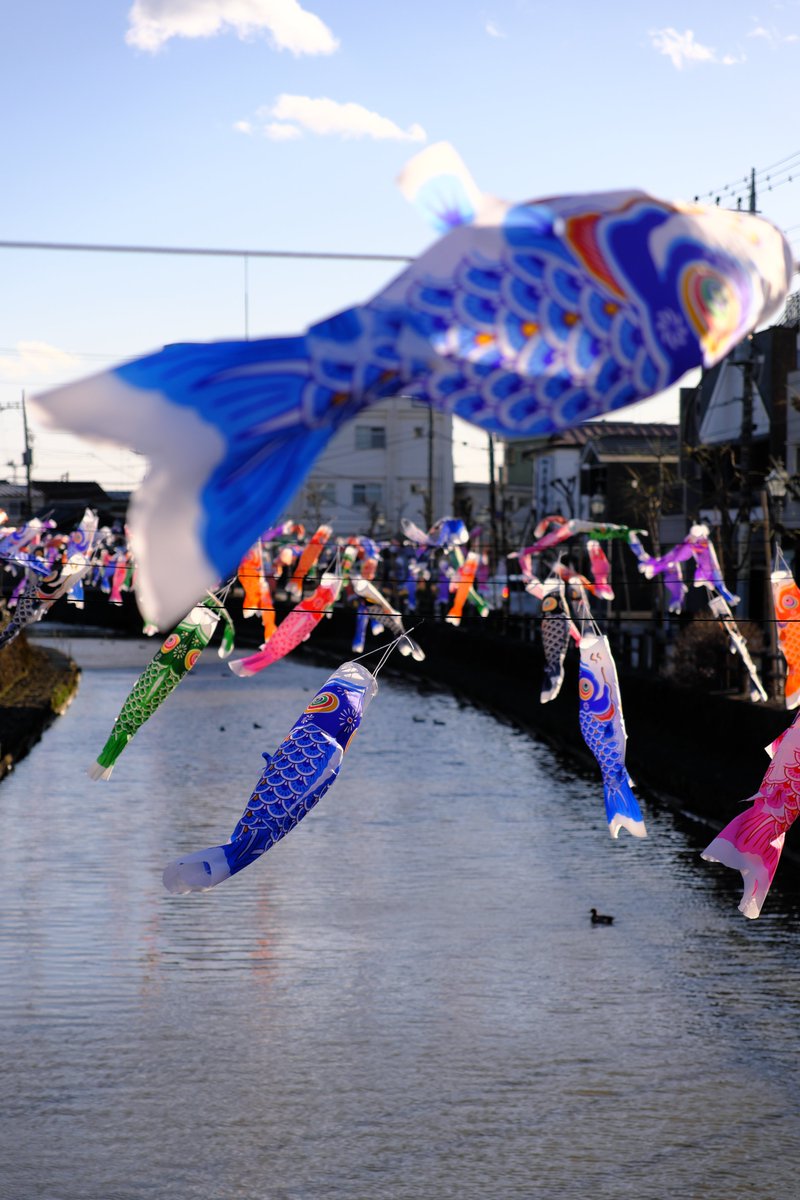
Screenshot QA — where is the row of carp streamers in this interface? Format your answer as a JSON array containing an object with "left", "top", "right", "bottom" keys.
[
  {"left": 19, "top": 137, "right": 800, "bottom": 919},
  {"left": 0, "top": 507, "right": 124, "bottom": 650},
  {"left": 522, "top": 513, "right": 800, "bottom": 919},
  {"left": 7, "top": 502, "right": 800, "bottom": 921},
  {"left": 0, "top": 509, "right": 435, "bottom": 897},
  {"left": 524, "top": 512, "right": 768, "bottom": 703}
]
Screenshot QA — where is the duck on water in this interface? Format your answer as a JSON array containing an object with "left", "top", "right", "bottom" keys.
[{"left": 590, "top": 908, "right": 614, "bottom": 925}]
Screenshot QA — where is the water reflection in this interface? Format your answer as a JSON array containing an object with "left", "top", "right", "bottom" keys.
[{"left": 1, "top": 636, "right": 799, "bottom": 1198}]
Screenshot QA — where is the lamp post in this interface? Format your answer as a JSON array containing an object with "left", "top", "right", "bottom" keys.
[
  {"left": 765, "top": 460, "right": 789, "bottom": 550},
  {"left": 589, "top": 492, "right": 606, "bottom": 522}
]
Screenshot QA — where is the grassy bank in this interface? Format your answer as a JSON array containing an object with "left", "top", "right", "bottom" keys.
[{"left": 0, "top": 632, "right": 81, "bottom": 781}]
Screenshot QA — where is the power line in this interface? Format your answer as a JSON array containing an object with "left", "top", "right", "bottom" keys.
[
  {"left": 0, "top": 239, "right": 414, "bottom": 265},
  {"left": 695, "top": 150, "right": 800, "bottom": 203}
]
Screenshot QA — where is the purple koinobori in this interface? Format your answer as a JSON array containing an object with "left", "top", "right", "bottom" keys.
[
  {"left": 31, "top": 143, "right": 792, "bottom": 629},
  {"left": 162, "top": 660, "right": 377, "bottom": 893}
]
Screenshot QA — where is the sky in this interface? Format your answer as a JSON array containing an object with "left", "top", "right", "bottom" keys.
[{"left": 2, "top": 0, "right": 800, "bottom": 490}]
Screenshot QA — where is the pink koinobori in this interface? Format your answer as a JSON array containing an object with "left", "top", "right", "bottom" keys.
[
  {"left": 702, "top": 715, "right": 800, "bottom": 918},
  {"left": 228, "top": 576, "right": 341, "bottom": 678}
]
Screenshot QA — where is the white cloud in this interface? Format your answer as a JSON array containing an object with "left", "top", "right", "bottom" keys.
[
  {"left": 0, "top": 342, "right": 81, "bottom": 382},
  {"left": 126, "top": 0, "right": 339, "bottom": 55},
  {"left": 263, "top": 120, "right": 301, "bottom": 140},
  {"left": 233, "top": 118, "right": 253, "bottom": 134},
  {"left": 247, "top": 94, "right": 427, "bottom": 142},
  {"left": 649, "top": 27, "right": 717, "bottom": 68},
  {"left": 485, "top": 20, "right": 506, "bottom": 38},
  {"left": 747, "top": 21, "right": 799, "bottom": 44}
]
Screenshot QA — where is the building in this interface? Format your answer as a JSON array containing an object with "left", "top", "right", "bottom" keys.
[
  {"left": 285, "top": 396, "right": 454, "bottom": 538},
  {"left": 453, "top": 475, "right": 533, "bottom": 559},
  {"left": 32, "top": 480, "right": 127, "bottom": 530},
  {"left": 0, "top": 481, "right": 46, "bottom": 524},
  {"left": 523, "top": 421, "right": 680, "bottom": 530}
]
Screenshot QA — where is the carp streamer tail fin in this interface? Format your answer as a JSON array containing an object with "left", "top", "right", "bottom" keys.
[
  {"left": 701, "top": 802, "right": 784, "bottom": 919},
  {"left": 88, "top": 730, "right": 132, "bottom": 781},
  {"left": 32, "top": 335, "right": 350, "bottom": 630},
  {"left": 162, "top": 844, "right": 233, "bottom": 894},
  {"left": 604, "top": 777, "right": 647, "bottom": 840},
  {"left": 87, "top": 761, "right": 114, "bottom": 781}
]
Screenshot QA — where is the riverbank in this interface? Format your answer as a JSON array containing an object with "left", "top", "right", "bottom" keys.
[{"left": 0, "top": 633, "right": 81, "bottom": 780}]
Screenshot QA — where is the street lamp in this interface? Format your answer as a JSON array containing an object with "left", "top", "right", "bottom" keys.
[
  {"left": 765, "top": 460, "right": 789, "bottom": 506},
  {"left": 765, "top": 460, "right": 790, "bottom": 550},
  {"left": 590, "top": 492, "right": 606, "bottom": 521}
]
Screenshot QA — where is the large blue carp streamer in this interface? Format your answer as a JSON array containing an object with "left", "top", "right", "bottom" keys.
[
  {"left": 31, "top": 143, "right": 792, "bottom": 628},
  {"left": 162, "top": 660, "right": 377, "bottom": 893}
]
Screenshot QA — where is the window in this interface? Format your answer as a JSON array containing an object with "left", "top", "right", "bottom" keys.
[
  {"left": 352, "top": 482, "right": 384, "bottom": 507},
  {"left": 355, "top": 425, "right": 386, "bottom": 450}
]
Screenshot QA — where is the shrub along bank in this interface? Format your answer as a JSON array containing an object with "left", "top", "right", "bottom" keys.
[{"left": 0, "top": 631, "right": 80, "bottom": 781}]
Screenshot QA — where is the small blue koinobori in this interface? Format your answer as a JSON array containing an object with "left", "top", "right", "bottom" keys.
[
  {"left": 31, "top": 143, "right": 792, "bottom": 628},
  {"left": 162, "top": 660, "right": 378, "bottom": 893},
  {"left": 578, "top": 630, "right": 646, "bottom": 840}
]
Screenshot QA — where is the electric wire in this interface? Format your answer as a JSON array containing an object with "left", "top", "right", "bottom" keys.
[
  {"left": 694, "top": 149, "right": 800, "bottom": 203},
  {"left": 0, "top": 239, "right": 414, "bottom": 264}
]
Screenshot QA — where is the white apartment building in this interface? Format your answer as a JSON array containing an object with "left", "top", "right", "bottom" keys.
[{"left": 285, "top": 397, "right": 454, "bottom": 538}]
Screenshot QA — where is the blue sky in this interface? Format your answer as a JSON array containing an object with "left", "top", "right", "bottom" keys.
[{"left": 2, "top": 0, "right": 800, "bottom": 488}]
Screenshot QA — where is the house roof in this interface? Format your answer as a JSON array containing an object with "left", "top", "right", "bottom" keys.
[
  {"left": 523, "top": 421, "right": 679, "bottom": 459},
  {"left": 33, "top": 480, "right": 113, "bottom": 503},
  {"left": 0, "top": 481, "right": 45, "bottom": 500}
]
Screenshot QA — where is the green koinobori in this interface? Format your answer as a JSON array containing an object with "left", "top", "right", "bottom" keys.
[{"left": 88, "top": 595, "right": 234, "bottom": 780}]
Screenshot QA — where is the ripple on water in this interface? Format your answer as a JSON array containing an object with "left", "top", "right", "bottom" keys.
[{"left": 1, "top": 637, "right": 800, "bottom": 1199}]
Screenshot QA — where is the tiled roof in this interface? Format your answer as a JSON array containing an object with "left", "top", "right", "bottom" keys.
[
  {"left": 524, "top": 421, "right": 679, "bottom": 456},
  {"left": 33, "top": 480, "right": 112, "bottom": 502}
]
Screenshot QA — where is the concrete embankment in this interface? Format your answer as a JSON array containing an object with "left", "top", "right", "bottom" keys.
[{"left": 0, "top": 632, "right": 80, "bottom": 781}]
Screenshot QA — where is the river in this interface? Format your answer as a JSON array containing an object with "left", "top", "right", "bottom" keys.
[{"left": 1, "top": 634, "right": 799, "bottom": 1199}]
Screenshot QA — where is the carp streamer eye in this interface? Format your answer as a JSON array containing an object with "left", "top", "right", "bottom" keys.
[{"left": 305, "top": 692, "right": 339, "bottom": 714}]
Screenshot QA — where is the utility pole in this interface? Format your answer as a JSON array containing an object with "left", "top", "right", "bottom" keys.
[
  {"left": 0, "top": 393, "right": 34, "bottom": 517},
  {"left": 760, "top": 486, "right": 781, "bottom": 700},
  {"left": 425, "top": 406, "right": 434, "bottom": 529},
  {"left": 730, "top": 171, "right": 758, "bottom": 617},
  {"left": 488, "top": 433, "right": 498, "bottom": 569},
  {"left": 735, "top": 341, "right": 755, "bottom": 618},
  {"left": 21, "top": 392, "right": 33, "bottom": 518}
]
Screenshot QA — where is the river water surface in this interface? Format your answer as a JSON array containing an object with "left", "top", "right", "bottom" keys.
[{"left": 2, "top": 634, "right": 800, "bottom": 1199}]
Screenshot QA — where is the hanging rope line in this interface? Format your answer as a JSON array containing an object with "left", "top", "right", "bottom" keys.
[{"left": 0, "top": 239, "right": 414, "bottom": 264}]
